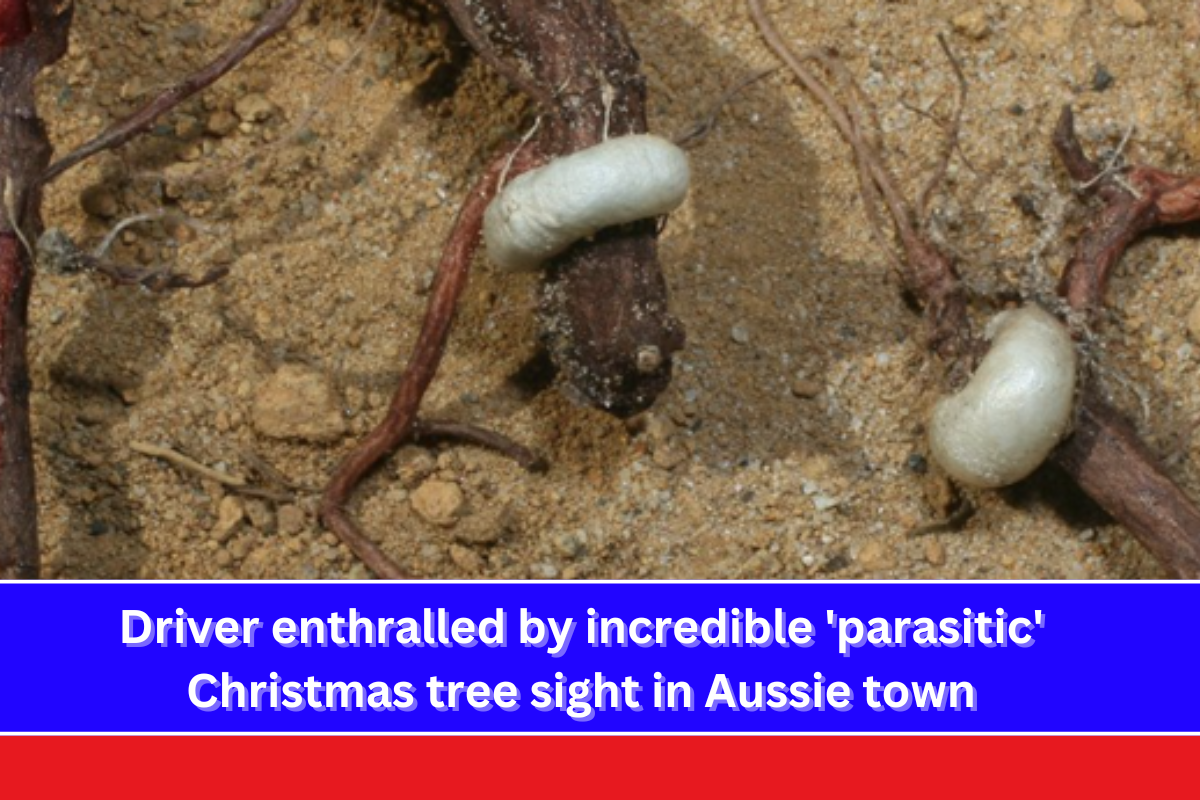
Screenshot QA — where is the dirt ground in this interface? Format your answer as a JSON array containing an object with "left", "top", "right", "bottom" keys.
[{"left": 28, "top": 0, "right": 1200, "bottom": 579}]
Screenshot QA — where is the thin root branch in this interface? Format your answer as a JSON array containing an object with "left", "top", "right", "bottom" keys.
[
  {"left": 85, "top": 256, "right": 230, "bottom": 292},
  {"left": 748, "top": 0, "right": 970, "bottom": 359},
  {"left": 43, "top": 0, "right": 304, "bottom": 183},
  {"left": 414, "top": 419, "right": 548, "bottom": 472},
  {"left": 916, "top": 33, "right": 969, "bottom": 220},
  {"left": 1054, "top": 106, "right": 1200, "bottom": 317},
  {"left": 673, "top": 67, "right": 778, "bottom": 149}
]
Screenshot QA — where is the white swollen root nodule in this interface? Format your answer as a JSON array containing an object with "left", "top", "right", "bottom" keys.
[
  {"left": 929, "top": 305, "right": 1078, "bottom": 489},
  {"left": 483, "top": 134, "right": 691, "bottom": 272}
]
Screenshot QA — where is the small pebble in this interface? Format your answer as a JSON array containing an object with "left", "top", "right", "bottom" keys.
[
  {"left": 277, "top": 504, "right": 306, "bottom": 536},
  {"left": 211, "top": 496, "right": 245, "bottom": 544},
  {"left": 813, "top": 495, "right": 840, "bottom": 512},
  {"left": 206, "top": 110, "right": 239, "bottom": 137},
  {"left": 398, "top": 452, "right": 437, "bottom": 488},
  {"left": 553, "top": 531, "right": 587, "bottom": 559},
  {"left": 856, "top": 540, "right": 895, "bottom": 571},
  {"left": 951, "top": 8, "right": 989, "bottom": 39},
  {"left": 730, "top": 324, "right": 751, "bottom": 345},
  {"left": 652, "top": 441, "right": 688, "bottom": 471},
  {"left": 453, "top": 505, "right": 514, "bottom": 546},
  {"left": 924, "top": 539, "right": 947, "bottom": 567},
  {"left": 1113, "top": 0, "right": 1149, "bottom": 27},
  {"left": 411, "top": 479, "right": 466, "bottom": 527},
  {"left": 234, "top": 93, "right": 275, "bottom": 123},
  {"left": 448, "top": 544, "right": 484, "bottom": 574},
  {"left": 244, "top": 499, "right": 274, "bottom": 532},
  {"left": 37, "top": 228, "right": 83, "bottom": 274},
  {"left": 252, "top": 365, "right": 346, "bottom": 443},
  {"left": 791, "top": 377, "right": 822, "bottom": 399},
  {"left": 174, "top": 115, "right": 204, "bottom": 141},
  {"left": 242, "top": 0, "right": 267, "bottom": 20},
  {"left": 327, "top": 38, "right": 353, "bottom": 62}
]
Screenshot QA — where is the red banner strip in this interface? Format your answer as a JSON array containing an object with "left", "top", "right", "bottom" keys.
[{"left": 2, "top": 735, "right": 1194, "bottom": 796}]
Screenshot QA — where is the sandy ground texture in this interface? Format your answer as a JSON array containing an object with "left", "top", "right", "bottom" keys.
[{"left": 27, "top": 0, "right": 1200, "bottom": 579}]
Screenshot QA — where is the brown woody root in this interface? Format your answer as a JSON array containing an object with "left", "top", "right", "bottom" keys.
[
  {"left": 1056, "top": 397, "right": 1200, "bottom": 576},
  {"left": 1050, "top": 107, "right": 1200, "bottom": 578},
  {"left": 441, "top": 0, "right": 684, "bottom": 417},
  {"left": 0, "top": 235, "right": 36, "bottom": 579},
  {"left": 749, "top": 1, "right": 1200, "bottom": 577},
  {"left": 0, "top": 0, "right": 71, "bottom": 579}
]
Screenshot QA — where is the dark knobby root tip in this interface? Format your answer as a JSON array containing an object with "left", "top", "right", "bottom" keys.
[{"left": 556, "top": 320, "right": 687, "bottom": 419}]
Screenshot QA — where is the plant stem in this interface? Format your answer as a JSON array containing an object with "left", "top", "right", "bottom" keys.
[{"left": 0, "top": 0, "right": 41, "bottom": 577}]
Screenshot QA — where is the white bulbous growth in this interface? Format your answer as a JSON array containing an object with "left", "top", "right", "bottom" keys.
[
  {"left": 483, "top": 134, "right": 691, "bottom": 272},
  {"left": 929, "top": 305, "right": 1077, "bottom": 489}
]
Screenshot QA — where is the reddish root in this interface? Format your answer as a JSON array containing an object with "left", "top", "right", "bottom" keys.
[
  {"left": 746, "top": 0, "right": 971, "bottom": 360},
  {"left": 1054, "top": 107, "right": 1200, "bottom": 316},
  {"left": 0, "top": 0, "right": 31, "bottom": 47},
  {"left": 319, "top": 144, "right": 544, "bottom": 579},
  {"left": 84, "top": 256, "right": 230, "bottom": 292}
]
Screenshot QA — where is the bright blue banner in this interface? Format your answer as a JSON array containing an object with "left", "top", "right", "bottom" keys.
[{"left": 0, "top": 582, "right": 1194, "bottom": 732}]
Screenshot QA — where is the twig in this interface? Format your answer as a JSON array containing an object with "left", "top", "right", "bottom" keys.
[
  {"left": 88, "top": 210, "right": 230, "bottom": 292},
  {"left": 2, "top": 177, "right": 33, "bottom": 262},
  {"left": 498, "top": 115, "right": 540, "bottom": 190},
  {"left": 43, "top": 0, "right": 304, "bottom": 183},
  {"left": 129, "top": 440, "right": 247, "bottom": 488},
  {"left": 241, "top": 448, "right": 318, "bottom": 494}
]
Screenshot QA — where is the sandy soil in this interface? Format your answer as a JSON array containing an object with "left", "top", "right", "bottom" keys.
[{"left": 28, "top": 0, "right": 1200, "bottom": 579}]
